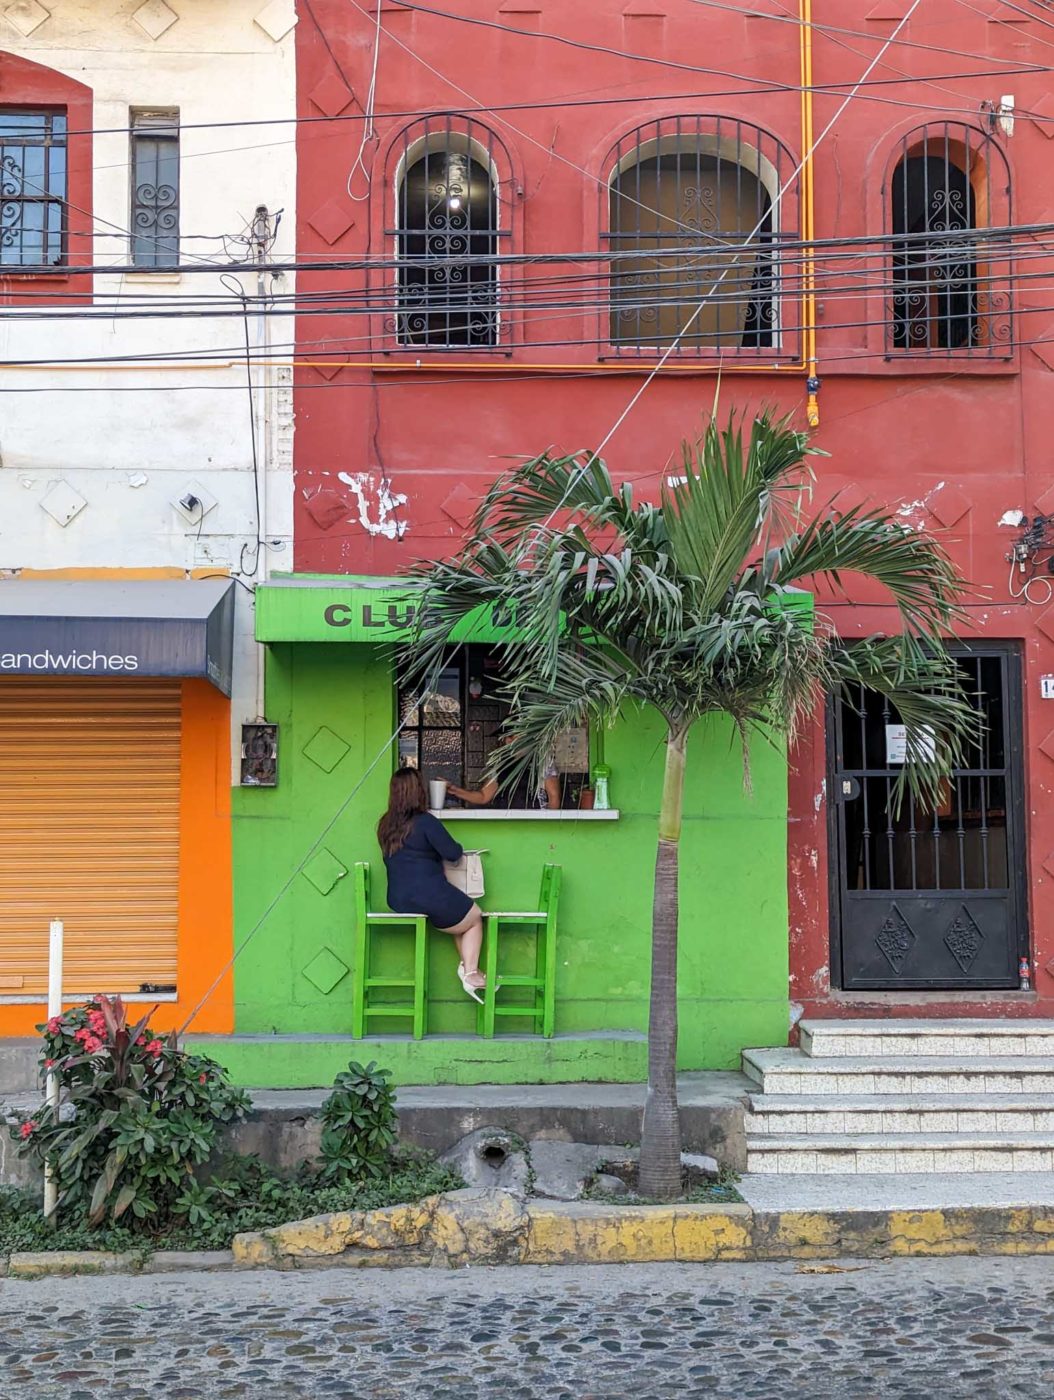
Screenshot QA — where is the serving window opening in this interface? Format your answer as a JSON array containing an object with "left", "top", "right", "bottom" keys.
[{"left": 397, "top": 644, "right": 589, "bottom": 811}]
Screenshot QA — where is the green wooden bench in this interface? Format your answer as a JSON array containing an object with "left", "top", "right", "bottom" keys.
[
  {"left": 476, "top": 863, "right": 561, "bottom": 1039},
  {"left": 352, "top": 862, "right": 428, "bottom": 1040}
]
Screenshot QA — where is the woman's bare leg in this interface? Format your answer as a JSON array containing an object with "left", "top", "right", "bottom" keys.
[{"left": 439, "top": 905, "right": 485, "bottom": 989}]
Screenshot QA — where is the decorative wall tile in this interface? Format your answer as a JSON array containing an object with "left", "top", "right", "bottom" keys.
[
  {"left": 132, "top": 0, "right": 178, "bottom": 40},
  {"left": 1033, "top": 482, "right": 1054, "bottom": 517},
  {"left": 4, "top": 0, "right": 50, "bottom": 37},
  {"left": 302, "top": 725, "right": 350, "bottom": 773},
  {"left": 309, "top": 72, "right": 355, "bottom": 117},
  {"left": 303, "top": 487, "right": 352, "bottom": 531},
  {"left": 1028, "top": 94, "right": 1054, "bottom": 139},
  {"left": 440, "top": 482, "right": 477, "bottom": 527},
  {"left": 39, "top": 481, "right": 86, "bottom": 527},
  {"left": 307, "top": 197, "right": 356, "bottom": 247},
  {"left": 301, "top": 849, "right": 349, "bottom": 896},
  {"left": 254, "top": 0, "right": 297, "bottom": 41},
  {"left": 927, "top": 482, "right": 970, "bottom": 529},
  {"left": 302, "top": 945, "right": 350, "bottom": 994}
]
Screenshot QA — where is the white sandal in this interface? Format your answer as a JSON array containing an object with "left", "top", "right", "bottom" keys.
[{"left": 457, "top": 960, "right": 485, "bottom": 1005}]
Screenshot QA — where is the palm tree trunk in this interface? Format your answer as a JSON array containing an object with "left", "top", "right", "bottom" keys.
[{"left": 638, "top": 727, "right": 687, "bottom": 1201}]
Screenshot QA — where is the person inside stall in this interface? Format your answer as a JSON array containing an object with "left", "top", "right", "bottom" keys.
[{"left": 447, "top": 744, "right": 561, "bottom": 811}]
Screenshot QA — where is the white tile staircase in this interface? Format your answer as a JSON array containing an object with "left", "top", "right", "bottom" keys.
[{"left": 744, "top": 1019, "right": 1054, "bottom": 1175}]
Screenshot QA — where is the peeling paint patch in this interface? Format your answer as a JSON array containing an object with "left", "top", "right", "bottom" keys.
[
  {"left": 999, "top": 509, "right": 1026, "bottom": 528},
  {"left": 337, "top": 471, "right": 409, "bottom": 540}
]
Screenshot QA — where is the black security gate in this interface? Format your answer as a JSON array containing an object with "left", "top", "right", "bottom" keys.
[{"left": 829, "top": 644, "right": 1027, "bottom": 990}]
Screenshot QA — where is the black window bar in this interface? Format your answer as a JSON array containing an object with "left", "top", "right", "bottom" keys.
[
  {"left": 130, "top": 110, "right": 179, "bottom": 269},
  {"left": 0, "top": 110, "right": 67, "bottom": 268},
  {"left": 391, "top": 118, "right": 504, "bottom": 348},
  {"left": 602, "top": 116, "right": 798, "bottom": 355},
  {"left": 889, "top": 122, "right": 1011, "bottom": 355}
]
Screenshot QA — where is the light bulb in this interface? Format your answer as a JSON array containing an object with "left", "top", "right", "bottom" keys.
[{"left": 448, "top": 195, "right": 462, "bottom": 211}]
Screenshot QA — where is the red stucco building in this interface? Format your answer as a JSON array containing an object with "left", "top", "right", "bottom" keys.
[{"left": 291, "top": 0, "right": 1054, "bottom": 1026}]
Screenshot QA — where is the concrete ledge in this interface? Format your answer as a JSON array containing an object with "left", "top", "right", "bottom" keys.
[
  {"left": 188, "top": 1032, "right": 650, "bottom": 1089},
  {"left": 10, "top": 1192, "right": 1054, "bottom": 1276}
]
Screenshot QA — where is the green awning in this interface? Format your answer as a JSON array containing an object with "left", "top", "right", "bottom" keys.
[
  {"left": 255, "top": 574, "right": 814, "bottom": 644},
  {"left": 255, "top": 575, "right": 521, "bottom": 643}
]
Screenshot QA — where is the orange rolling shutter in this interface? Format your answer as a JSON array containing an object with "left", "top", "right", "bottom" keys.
[{"left": 0, "top": 677, "right": 181, "bottom": 999}]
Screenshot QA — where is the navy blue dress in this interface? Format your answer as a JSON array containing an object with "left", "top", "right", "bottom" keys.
[{"left": 383, "top": 812, "right": 473, "bottom": 929}]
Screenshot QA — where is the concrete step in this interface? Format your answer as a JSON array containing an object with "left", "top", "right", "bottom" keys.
[
  {"left": 800, "top": 1018, "right": 1054, "bottom": 1060},
  {"left": 742, "top": 1047, "right": 1054, "bottom": 1096},
  {"left": 747, "top": 1132, "right": 1054, "bottom": 1175},
  {"left": 745, "top": 1093, "right": 1054, "bottom": 1136}
]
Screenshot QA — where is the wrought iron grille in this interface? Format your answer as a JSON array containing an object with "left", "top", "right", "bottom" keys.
[
  {"left": 0, "top": 110, "right": 66, "bottom": 268},
  {"left": 888, "top": 122, "right": 1010, "bottom": 355},
  {"left": 839, "top": 652, "right": 1011, "bottom": 896},
  {"left": 391, "top": 119, "right": 505, "bottom": 348},
  {"left": 131, "top": 112, "right": 179, "bottom": 268},
  {"left": 602, "top": 117, "right": 797, "bottom": 354}
]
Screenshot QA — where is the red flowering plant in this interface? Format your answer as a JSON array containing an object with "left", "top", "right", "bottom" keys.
[{"left": 11, "top": 994, "right": 249, "bottom": 1231}]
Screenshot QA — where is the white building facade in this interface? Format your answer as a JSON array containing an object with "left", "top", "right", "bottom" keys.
[{"left": 0, "top": 0, "right": 296, "bottom": 1031}]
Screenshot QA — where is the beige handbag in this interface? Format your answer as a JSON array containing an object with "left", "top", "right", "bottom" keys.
[{"left": 444, "top": 849, "right": 487, "bottom": 899}]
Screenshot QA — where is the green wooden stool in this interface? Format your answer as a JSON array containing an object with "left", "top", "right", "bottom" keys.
[
  {"left": 477, "top": 864, "right": 561, "bottom": 1039},
  {"left": 352, "top": 862, "right": 428, "bottom": 1040}
]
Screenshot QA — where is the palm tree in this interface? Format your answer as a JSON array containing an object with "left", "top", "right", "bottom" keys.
[{"left": 406, "top": 411, "right": 979, "bottom": 1201}]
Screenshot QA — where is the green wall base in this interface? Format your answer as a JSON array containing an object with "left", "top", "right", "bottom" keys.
[{"left": 190, "top": 1031, "right": 649, "bottom": 1089}]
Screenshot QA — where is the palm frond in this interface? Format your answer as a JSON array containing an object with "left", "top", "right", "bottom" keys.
[
  {"left": 769, "top": 505, "right": 969, "bottom": 638},
  {"left": 661, "top": 411, "right": 817, "bottom": 611}
]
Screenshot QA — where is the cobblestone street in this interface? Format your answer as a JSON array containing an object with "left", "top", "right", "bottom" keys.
[{"left": 3, "top": 1256, "right": 1054, "bottom": 1398}]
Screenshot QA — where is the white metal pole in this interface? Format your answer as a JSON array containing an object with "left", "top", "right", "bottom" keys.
[
  {"left": 253, "top": 205, "right": 272, "bottom": 723},
  {"left": 43, "top": 918, "right": 63, "bottom": 1224}
]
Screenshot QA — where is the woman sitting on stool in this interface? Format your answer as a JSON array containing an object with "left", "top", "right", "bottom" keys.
[{"left": 377, "top": 768, "right": 486, "bottom": 1003}]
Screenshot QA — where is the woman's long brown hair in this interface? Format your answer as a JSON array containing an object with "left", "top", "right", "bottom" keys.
[{"left": 377, "top": 767, "right": 429, "bottom": 856}]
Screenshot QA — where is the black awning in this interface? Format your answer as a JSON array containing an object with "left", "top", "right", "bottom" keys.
[{"left": 0, "top": 578, "right": 235, "bottom": 695}]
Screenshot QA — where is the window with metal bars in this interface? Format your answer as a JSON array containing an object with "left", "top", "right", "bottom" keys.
[
  {"left": 888, "top": 122, "right": 1010, "bottom": 355},
  {"left": 130, "top": 110, "right": 179, "bottom": 268},
  {"left": 392, "top": 120, "right": 503, "bottom": 347},
  {"left": 0, "top": 110, "right": 66, "bottom": 268},
  {"left": 602, "top": 117, "right": 795, "bottom": 354}
]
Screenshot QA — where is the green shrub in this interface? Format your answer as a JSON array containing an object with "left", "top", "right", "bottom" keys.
[
  {"left": 10, "top": 995, "right": 250, "bottom": 1231},
  {"left": 317, "top": 1060, "right": 397, "bottom": 1182}
]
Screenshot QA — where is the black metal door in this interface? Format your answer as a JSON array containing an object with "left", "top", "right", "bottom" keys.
[{"left": 829, "top": 644, "right": 1027, "bottom": 990}]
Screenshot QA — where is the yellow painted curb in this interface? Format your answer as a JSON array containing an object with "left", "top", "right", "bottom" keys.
[{"left": 9, "top": 1194, "right": 1054, "bottom": 1276}]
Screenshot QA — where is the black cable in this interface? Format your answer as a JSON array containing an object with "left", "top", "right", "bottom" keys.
[{"left": 237, "top": 292, "right": 263, "bottom": 579}]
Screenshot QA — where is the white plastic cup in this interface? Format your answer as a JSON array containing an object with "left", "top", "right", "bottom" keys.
[{"left": 428, "top": 779, "right": 448, "bottom": 810}]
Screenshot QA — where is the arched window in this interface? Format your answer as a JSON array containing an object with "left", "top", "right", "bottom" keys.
[
  {"left": 889, "top": 123, "right": 1010, "bottom": 354},
  {"left": 393, "top": 120, "right": 502, "bottom": 348},
  {"left": 603, "top": 118, "right": 796, "bottom": 353}
]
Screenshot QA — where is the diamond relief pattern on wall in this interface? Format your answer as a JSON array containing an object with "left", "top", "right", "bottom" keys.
[
  {"left": 1040, "top": 730, "right": 1054, "bottom": 765},
  {"left": 302, "top": 725, "right": 350, "bottom": 773},
  {"left": 39, "top": 481, "right": 87, "bottom": 527},
  {"left": 4, "top": 0, "right": 50, "bottom": 36},
  {"left": 1034, "top": 483, "right": 1054, "bottom": 518},
  {"left": 309, "top": 72, "right": 355, "bottom": 116},
  {"left": 927, "top": 483, "right": 971, "bottom": 529},
  {"left": 875, "top": 904, "right": 916, "bottom": 973},
  {"left": 254, "top": 0, "right": 297, "bottom": 41},
  {"left": 307, "top": 198, "right": 356, "bottom": 246},
  {"left": 1037, "top": 605, "right": 1054, "bottom": 645},
  {"left": 1029, "top": 94, "right": 1054, "bottom": 139},
  {"left": 302, "top": 848, "right": 348, "bottom": 896},
  {"left": 1044, "top": 851, "right": 1054, "bottom": 881},
  {"left": 302, "top": 946, "right": 350, "bottom": 995},
  {"left": 132, "top": 0, "right": 178, "bottom": 39},
  {"left": 944, "top": 906, "right": 984, "bottom": 974}
]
